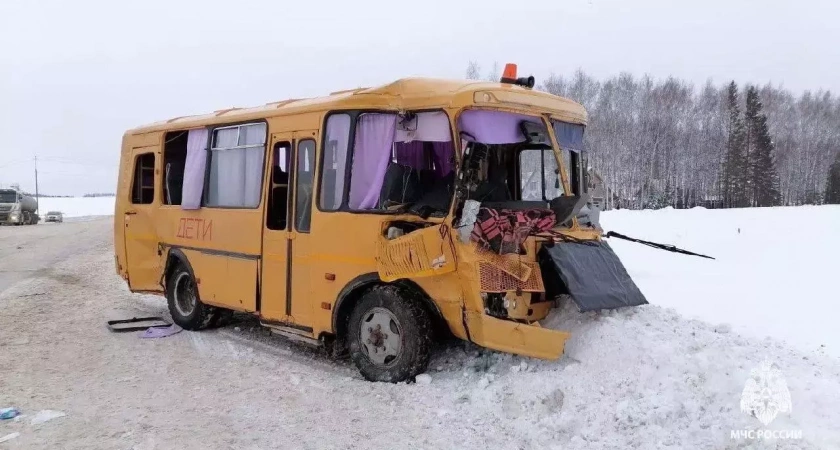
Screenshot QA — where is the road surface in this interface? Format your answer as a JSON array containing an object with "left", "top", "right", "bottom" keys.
[
  {"left": 0, "top": 218, "right": 524, "bottom": 450},
  {"left": 3, "top": 217, "right": 837, "bottom": 449}
]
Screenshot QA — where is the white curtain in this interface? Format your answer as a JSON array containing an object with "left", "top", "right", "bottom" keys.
[
  {"left": 181, "top": 128, "right": 209, "bottom": 210},
  {"left": 241, "top": 124, "right": 265, "bottom": 207},
  {"left": 208, "top": 123, "right": 266, "bottom": 208}
]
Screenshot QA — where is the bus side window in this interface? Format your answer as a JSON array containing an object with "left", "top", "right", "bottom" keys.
[
  {"left": 267, "top": 142, "right": 291, "bottom": 230},
  {"left": 319, "top": 113, "right": 351, "bottom": 210},
  {"left": 162, "top": 130, "right": 188, "bottom": 205},
  {"left": 131, "top": 153, "right": 155, "bottom": 204},
  {"left": 294, "top": 140, "right": 315, "bottom": 232}
]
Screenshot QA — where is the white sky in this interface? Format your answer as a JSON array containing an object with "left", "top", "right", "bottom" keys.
[{"left": 1, "top": 0, "right": 837, "bottom": 195}]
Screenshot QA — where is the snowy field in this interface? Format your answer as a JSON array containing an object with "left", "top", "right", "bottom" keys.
[
  {"left": 602, "top": 205, "right": 840, "bottom": 360},
  {"left": 35, "top": 196, "right": 114, "bottom": 220},
  {"left": 1, "top": 202, "right": 837, "bottom": 448}
]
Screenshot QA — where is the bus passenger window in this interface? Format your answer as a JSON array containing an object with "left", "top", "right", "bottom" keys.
[
  {"left": 348, "top": 111, "right": 454, "bottom": 215},
  {"left": 319, "top": 114, "right": 351, "bottom": 210},
  {"left": 294, "top": 140, "right": 315, "bottom": 232},
  {"left": 131, "top": 153, "right": 155, "bottom": 204},
  {"left": 162, "top": 131, "right": 188, "bottom": 205},
  {"left": 207, "top": 122, "right": 266, "bottom": 208},
  {"left": 267, "top": 142, "right": 291, "bottom": 230}
]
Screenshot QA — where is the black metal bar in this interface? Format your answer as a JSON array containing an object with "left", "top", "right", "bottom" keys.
[{"left": 604, "top": 231, "right": 715, "bottom": 260}]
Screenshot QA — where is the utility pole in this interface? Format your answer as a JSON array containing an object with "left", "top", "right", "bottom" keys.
[{"left": 34, "top": 155, "right": 39, "bottom": 215}]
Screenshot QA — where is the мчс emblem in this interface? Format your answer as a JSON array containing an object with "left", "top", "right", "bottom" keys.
[{"left": 739, "top": 359, "right": 792, "bottom": 426}]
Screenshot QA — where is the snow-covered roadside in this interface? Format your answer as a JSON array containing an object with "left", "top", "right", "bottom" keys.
[
  {"left": 3, "top": 207, "right": 838, "bottom": 449},
  {"left": 602, "top": 205, "right": 840, "bottom": 359},
  {"left": 35, "top": 196, "right": 114, "bottom": 219},
  {"left": 389, "top": 300, "right": 840, "bottom": 449}
]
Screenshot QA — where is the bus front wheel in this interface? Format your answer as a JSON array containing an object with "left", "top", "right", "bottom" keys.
[
  {"left": 166, "top": 263, "right": 216, "bottom": 331},
  {"left": 348, "top": 285, "right": 433, "bottom": 383}
]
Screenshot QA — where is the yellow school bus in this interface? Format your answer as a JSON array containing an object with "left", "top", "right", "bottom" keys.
[{"left": 115, "top": 64, "right": 646, "bottom": 382}]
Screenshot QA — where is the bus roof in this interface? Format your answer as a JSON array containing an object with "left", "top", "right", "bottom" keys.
[{"left": 127, "top": 77, "right": 587, "bottom": 135}]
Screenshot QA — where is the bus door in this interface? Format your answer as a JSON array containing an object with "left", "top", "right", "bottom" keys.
[
  {"left": 123, "top": 146, "right": 161, "bottom": 292},
  {"left": 260, "top": 130, "right": 318, "bottom": 331}
]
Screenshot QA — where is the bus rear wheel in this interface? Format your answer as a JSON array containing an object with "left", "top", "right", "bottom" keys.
[
  {"left": 166, "top": 263, "right": 215, "bottom": 330},
  {"left": 348, "top": 285, "right": 432, "bottom": 383}
]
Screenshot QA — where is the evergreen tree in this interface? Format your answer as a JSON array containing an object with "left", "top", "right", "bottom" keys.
[
  {"left": 465, "top": 61, "right": 481, "bottom": 80},
  {"left": 826, "top": 152, "right": 840, "bottom": 204},
  {"left": 745, "top": 86, "right": 782, "bottom": 206},
  {"left": 722, "top": 82, "right": 748, "bottom": 208}
]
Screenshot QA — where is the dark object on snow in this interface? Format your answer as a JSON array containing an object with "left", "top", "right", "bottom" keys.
[
  {"left": 106, "top": 316, "right": 170, "bottom": 332},
  {"left": 0, "top": 407, "right": 20, "bottom": 420},
  {"left": 605, "top": 231, "right": 715, "bottom": 260},
  {"left": 540, "top": 240, "right": 648, "bottom": 312}
]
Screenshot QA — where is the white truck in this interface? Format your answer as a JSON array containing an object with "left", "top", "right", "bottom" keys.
[{"left": 0, "top": 189, "right": 39, "bottom": 225}]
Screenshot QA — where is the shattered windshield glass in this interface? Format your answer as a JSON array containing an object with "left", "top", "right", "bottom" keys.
[
  {"left": 457, "top": 109, "right": 571, "bottom": 204},
  {"left": 519, "top": 148, "right": 564, "bottom": 201}
]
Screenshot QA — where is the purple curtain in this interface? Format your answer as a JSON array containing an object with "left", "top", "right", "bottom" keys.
[
  {"left": 181, "top": 128, "right": 208, "bottom": 210},
  {"left": 394, "top": 141, "right": 454, "bottom": 177},
  {"left": 348, "top": 113, "right": 397, "bottom": 209},
  {"left": 431, "top": 141, "right": 454, "bottom": 176},
  {"left": 394, "top": 141, "right": 426, "bottom": 169},
  {"left": 457, "top": 110, "right": 541, "bottom": 144}
]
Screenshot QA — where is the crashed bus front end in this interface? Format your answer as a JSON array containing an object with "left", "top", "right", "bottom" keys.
[{"left": 375, "top": 78, "right": 647, "bottom": 361}]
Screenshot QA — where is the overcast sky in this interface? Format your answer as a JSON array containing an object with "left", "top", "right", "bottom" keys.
[{"left": 1, "top": 0, "right": 837, "bottom": 195}]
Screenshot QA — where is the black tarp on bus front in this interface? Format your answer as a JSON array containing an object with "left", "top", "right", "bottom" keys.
[{"left": 540, "top": 240, "right": 648, "bottom": 312}]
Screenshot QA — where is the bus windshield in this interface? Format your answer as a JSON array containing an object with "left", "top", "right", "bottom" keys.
[
  {"left": 456, "top": 110, "right": 572, "bottom": 205},
  {"left": 551, "top": 119, "right": 586, "bottom": 196}
]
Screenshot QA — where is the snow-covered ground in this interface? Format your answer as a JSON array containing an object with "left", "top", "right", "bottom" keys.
[
  {"left": 2, "top": 201, "right": 836, "bottom": 448},
  {"left": 602, "top": 205, "right": 840, "bottom": 359},
  {"left": 36, "top": 196, "right": 114, "bottom": 219},
  {"left": 35, "top": 196, "right": 840, "bottom": 359}
]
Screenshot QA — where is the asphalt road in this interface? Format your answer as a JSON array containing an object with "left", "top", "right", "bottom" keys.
[{"left": 0, "top": 219, "right": 112, "bottom": 295}]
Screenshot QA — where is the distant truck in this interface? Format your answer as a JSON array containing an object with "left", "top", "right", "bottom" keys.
[{"left": 0, "top": 189, "right": 39, "bottom": 225}]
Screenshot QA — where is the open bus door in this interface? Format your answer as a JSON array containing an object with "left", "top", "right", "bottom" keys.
[
  {"left": 123, "top": 147, "right": 161, "bottom": 292},
  {"left": 260, "top": 130, "right": 318, "bottom": 334}
]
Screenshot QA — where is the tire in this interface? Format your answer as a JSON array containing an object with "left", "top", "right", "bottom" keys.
[
  {"left": 165, "top": 263, "right": 215, "bottom": 330},
  {"left": 348, "top": 285, "right": 433, "bottom": 382}
]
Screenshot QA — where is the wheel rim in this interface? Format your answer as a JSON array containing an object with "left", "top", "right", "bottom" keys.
[
  {"left": 359, "top": 307, "right": 402, "bottom": 366},
  {"left": 173, "top": 272, "right": 197, "bottom": 317}
]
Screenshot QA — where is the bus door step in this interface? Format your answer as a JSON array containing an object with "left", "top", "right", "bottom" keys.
[{"left": 262, "top": 323, "right": 320, "bottom": 347}]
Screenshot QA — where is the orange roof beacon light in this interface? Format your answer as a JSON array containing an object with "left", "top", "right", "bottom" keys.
[{"left": 499, "top": 62, "right": 536, "bottom": 89}]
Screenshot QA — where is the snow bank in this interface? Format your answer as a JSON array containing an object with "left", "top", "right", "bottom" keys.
[
  {"left": 414, "top": 204, "right": 840, "bottom": 449},
  {"left": 36, "top": 196, "right": 114, "bottom": 219},
  {"left": 423, "top": 302, "right": 840, "bottom": 449},
  {"left": 601, "top": 205, "right": 840, "bottom": 358}
]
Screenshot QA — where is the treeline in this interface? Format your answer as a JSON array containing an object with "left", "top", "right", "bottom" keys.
[{"left": 466, "top": 63, "right": 840, "bottom": 209}]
